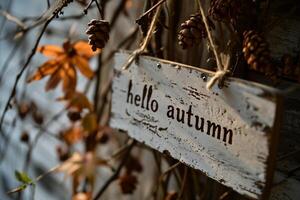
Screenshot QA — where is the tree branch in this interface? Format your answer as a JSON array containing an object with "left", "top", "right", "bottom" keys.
[{"left": 93, "top": 140, "right": 136, "bottom": 200}]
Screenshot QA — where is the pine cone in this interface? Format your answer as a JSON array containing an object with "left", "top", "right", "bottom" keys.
[
  {"left": 242, "top": 30, "right": 275, "bottom": 77},
  {"left": 32, "top": 110, "right": 44, "bottom": 125},
  {"left": 209, "top": 0, "right": 241, "bottom": 26},
  {"left": 20, "top": 131, "right": 30, "bottom": 143},
  {"left": 178, "top": 13, "right": 214, "bottom": 49},
  {"left": 125, "top": 156, "right": 143, "bottom": 174},
  {"left": 119, "top": 173, "right": 138, "bottom": 194},
  {"left": 86, "top": 19, "right": 110, "bottom": 51}
]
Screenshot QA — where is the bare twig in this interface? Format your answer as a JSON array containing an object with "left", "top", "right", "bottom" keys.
[
  {"left": 136, "top": 0, "right": 167, "bottom": 22},
  {"left": 0, "top": 0, "right": 13, "bottom": 37},
  {"left": 110, "top": 0, "right": 127, "bottom": 28},
  {"left": 0, "top": 10, "right": 27, "bottom": 29},
  {"left": 46, "top": 0, "right": 51, "bottom": 8},
  {"left": 23, "top": 109, "right": 65, "bottom": 172},
  {"left": 159, "top": 162, "right": 181, "bottom": 180},
  {"left": 0, "top": 0, "right": 75, "bottom": 136},
  {"left": 107, "top": 139, "right": 133, "bottom": 161},
  {"left": 93, "top": 140, "right": 136, "bottom": 200},
  {"left": 93, "top": 0, "right": 103, "bottom": 17},
  {"left": 7, "top": 165, "right": 60, "bottom": 195},
  {"left": 102, "top": 27, "right": 139, "bottom": 65},
  {"left": 0, "top": 17, "right": 53, "bottom": 137},
  {"left": 0, "top": 40, "right": 23, "bottom": 83},
  {"left": 219, "top": 190, "right": 233, "bottom": 200},
  {"left": 177, "top": 167, "right": 187, "bottom": 200}
]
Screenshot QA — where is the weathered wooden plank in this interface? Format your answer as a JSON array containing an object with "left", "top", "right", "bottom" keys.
[
  {"left": 110, "top": 52, "right": 282, "bottom": 199},
  {"left": 270, "top": 173, "right": 300, "bottom": 200},
  {"left": 270, "top": 85, "right": 300, "bottom": 200}
]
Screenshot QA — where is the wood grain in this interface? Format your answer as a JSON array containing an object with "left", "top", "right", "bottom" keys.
[{"left": 110, "top": 52, "right": 282, "bottom": 199}]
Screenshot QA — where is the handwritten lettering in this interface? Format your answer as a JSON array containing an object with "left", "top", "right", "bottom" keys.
[{"left": 126, "top": 80, "right": 233, "bottom": 145}]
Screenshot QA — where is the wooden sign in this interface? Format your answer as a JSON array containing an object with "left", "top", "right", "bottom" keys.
[{"left": 110, "top": 52, "right": 282, "bottom": 199}]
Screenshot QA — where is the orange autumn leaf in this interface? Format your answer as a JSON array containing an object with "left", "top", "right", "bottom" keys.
[
  {"left": 58, "top": 91, "right": 93, "bottom": 112},
  {"left": 61, "top": 126, "right": 83, "bottom": 145},
  {"left": 37, "top": 45, "right": 64, "bottom": 58},
  {"left": 72, "top": 192, "right": 92, "bottom": 200},
  {"left": 125, "top": 0, "right": 133, "bottom": 9},
  {"left": 28, "top": 40, "right": 99, "bottom": 92}
]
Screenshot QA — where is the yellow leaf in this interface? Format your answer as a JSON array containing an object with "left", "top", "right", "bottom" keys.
[
  {"left": 69, "top": 92, "right": 93, "bottom": 111},
  {"left": 57, "top": 91, "right": 93, "bottom": 111},
  {"left": 72, "top": 192, "right": 92, "bottom": 200},
  {"left": 72, "top": 56, "right": 94, "bottom": 79},
  {"left": 74, "top": 41, "right": 100, "bottom": 58},
  {"left": 27, "top": 60, "right": 59, "bottom": 82},
  {"left": 61, "top": 126, "right": 83, "bottom": 145},
  {"left": 82, "top": 112, "right": 97, "bottom": 133},
  {"left": 38, "top": 45, "right": 64, "bottom": 58}
]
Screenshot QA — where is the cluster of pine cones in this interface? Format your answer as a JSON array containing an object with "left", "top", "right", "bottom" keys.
[
  {"left": 178, "top": 0, "right": 242, "bottom": 49},
  {"left": 177, "top": 0, "right": 297, "bottom": 82}
]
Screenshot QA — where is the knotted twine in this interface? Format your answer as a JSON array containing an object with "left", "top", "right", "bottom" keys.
[
  {"left": 122, "top": 4, "right": 162, "bottom": 70},
  {"left": 197, "top": 0, "right": 230, "bottom": 90}
]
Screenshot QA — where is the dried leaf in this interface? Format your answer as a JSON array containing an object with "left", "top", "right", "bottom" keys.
[
  {"left": 58, "top": 153, "right": 82, "bottom": 176},
  {"left": 82, "top": 112, "right": 97, "bottom": 133},
  {"left": 27, "top": 60, "right": 59, "bottom": 82},
  {"left": 32, "top": 110, "right": 44, "bottom": 125},
  {"left": 28, "top": 40, "right": 98, "bottom": 92},
  {"left": 72, "top": 56, "right": 94, "bottom": 79},
  {"left": 62, "top": 63, "right": 77, "bottom": 92},
  {"left": 119, "top": 173, "right": 138, "bottom": 194},
  {"left": 125, "top": 156, "right": 143, "bottom": 173},
  {"left": 72, "top": 192, "right": 92, "bottom": 200},
  {"left": 45, "top": 69, "right": 61, "bottom": 91},
  {"left": 38, "top": 45, "right": 64, "bottom": 58},
  {"left": 125, "top": 0, "right": 133, "bottom": 9},
  {"left": 17, "top": 102, "right": 30, "bottom": 119},
  {"left": 74, "top": 41, "right": 99, "bottom": 58},
  {"left": 61, "top": 126, "right": 83, "bottom": 145},
  {"left": 59, "top": 91, "right": 93, "bottom": 112},
  {"left": 58, "top": 152, "right": 100, "bottom": 183}
]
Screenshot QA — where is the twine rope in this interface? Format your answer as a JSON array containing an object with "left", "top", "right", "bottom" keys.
[
  {"left": 122, "top": 4, "right": 162, "bottom": 70},
  {"left": 197, "top": 0, "right": 230, "bottom": 90}
]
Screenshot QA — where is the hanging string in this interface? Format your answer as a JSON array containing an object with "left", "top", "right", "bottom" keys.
[
  {"left": 197, "top": 0, "right": 230, "bottom": 90},
  {"left": 122, "top": 4, "right": 162, "bottom": 70}
]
